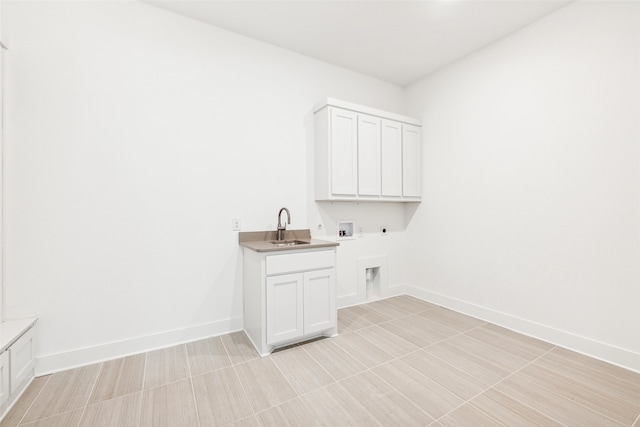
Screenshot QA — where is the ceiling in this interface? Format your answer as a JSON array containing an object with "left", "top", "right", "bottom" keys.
[{"left": 143, "top": 0, "right": 572, "bottom": 87}]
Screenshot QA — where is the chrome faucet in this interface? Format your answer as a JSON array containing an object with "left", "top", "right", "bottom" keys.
[{"left": 277, "top": 207, "right": 291, "bottom": 241}]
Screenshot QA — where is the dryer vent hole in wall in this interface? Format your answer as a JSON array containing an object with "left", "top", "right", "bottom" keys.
[{"left": 366, "top": 267, "right": 380, "bottom": 299}]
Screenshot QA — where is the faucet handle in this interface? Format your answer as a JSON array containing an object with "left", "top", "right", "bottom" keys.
[{"left": 277, "top": 207, "right": 291, "bottom": 241}]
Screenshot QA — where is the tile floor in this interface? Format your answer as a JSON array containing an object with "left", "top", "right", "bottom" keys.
[{"left": 1, "top": 295, "right": 639, "bottom": 426}]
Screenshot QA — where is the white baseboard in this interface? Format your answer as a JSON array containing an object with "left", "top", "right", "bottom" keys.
[
  {"left": 405, "top": 285, "right": 640, "bottom": 374},
  {"left": 36, "top": 316, "right": 243, "bottom": 376},
  {"left": 337, "top": 294, "right": 359, "bottom": 309},
  {"left": 385, "top": 284, "right": 406, "bottom": 298},
  {"left": 337, "top": 284, "right": 406, "bottom": 309},
  {"left": 37, "top": 287, "right": 638, "bottom": 375}
]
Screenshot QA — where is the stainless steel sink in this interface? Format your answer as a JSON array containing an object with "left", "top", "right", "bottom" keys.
[{"left": 269, "top": 240, "right": 309, "bottom": 247}]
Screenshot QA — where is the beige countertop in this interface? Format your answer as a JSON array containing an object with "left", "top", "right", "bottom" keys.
[{"left": 239, "top": 229, "right": 339, "bottom": 253}]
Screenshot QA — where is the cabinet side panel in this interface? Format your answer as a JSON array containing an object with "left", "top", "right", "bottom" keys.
[
  {"left": 314, "top": 107, "right": 330, "bottom": 200},
  {"left": 243, "top": 249, "right": 265, "bottom": 352}
]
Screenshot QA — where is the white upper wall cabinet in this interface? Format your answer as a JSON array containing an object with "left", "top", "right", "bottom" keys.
[{"left": 314, "top": 98, "right": 422, "bottom": 202}]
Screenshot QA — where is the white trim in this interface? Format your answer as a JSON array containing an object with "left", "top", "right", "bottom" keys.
[
  {"left": 336, "top": 289, "right": 405, "bottom": 310},
  {"left": 35, "top": 316, "right": 242, "bottom": 375},
  {"left": 337, "top": 283, "right": 406, "bottom": 309},
  {"left": 337, "top": 293, "right": 359, "bottom": 309},
  {"left": 385, "top": 284, "right": 406, "bottom": 298},
  {"left": 35, "top": 286, "right": 639, "bottom": 376},
  {"left": 405, "top": 285, "right": 640, "bottom": 374}
]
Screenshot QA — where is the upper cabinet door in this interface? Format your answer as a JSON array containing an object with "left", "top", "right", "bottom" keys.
[
  {"left": 402, "top": 124, "right": 422, "bottom": 197},
  {"left": 330, "top": 108, "right": 358, "bottom": 196},
  {"left": 357, "top": 114, "right": 381, "bottom": 196},
  {"left": 381, "top": 120, "right": 402, "bottom": 197}
]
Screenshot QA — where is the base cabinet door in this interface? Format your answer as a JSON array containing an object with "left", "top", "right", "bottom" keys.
[
  {"left": 303, "top": 269, "right": 336, "bottom": 335},
  {"left": 266, "top": 273, "right": 303, "bottom": 345},
  {"left": 266, "top": 267, "right": 336, "bottom": 346},
  {"left": 9, "top": 328, "right": 35, "bottom": 394}
]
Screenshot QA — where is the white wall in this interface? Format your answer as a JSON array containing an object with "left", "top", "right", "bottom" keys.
[
  {"left": 0, "top": 0, "right": 4, "bottom": 324},
  {"left": 2, "top": 0, "right": 407, "bottom": 373},
  {"left": 405, "top": 1, "right": 640, "bottom": 371},
  {"left": 8, "top": 0, "right": 637, "bottom": 375},
  {"left": 310, "top": 202, "right": 410, "bottom": 306}
]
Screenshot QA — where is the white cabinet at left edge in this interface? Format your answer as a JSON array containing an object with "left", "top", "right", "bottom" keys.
[
  {"left": 0, "top": 319, "right": 37, "bottom": 419},
  {"left": 243, "top": 248, "right": 337, "bottom": 356}
]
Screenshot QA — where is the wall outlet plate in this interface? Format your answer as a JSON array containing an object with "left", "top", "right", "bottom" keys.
[{"left": 232, "top": 218, "right": 241, "bottom": 231}]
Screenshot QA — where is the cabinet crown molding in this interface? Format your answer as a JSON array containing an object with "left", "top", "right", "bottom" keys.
[{"left": 314, "top": 98, "right": 421, "bottom": 127}]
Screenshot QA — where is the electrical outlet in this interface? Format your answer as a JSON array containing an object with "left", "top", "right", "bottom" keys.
[
  {"left": 380, "top": 226, "right": 388, "bottom": 236},
  {"left": 232, "top": 218, "right": 241, "bottom": 231}
]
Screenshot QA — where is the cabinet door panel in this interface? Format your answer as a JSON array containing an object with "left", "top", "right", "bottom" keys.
[
  {"left": 402, "top": 125, "right": 422, "bottom": 197},
  {"left": 381, "top": 120, "right": 402, "bottom": 197},
  {"left": 0, "top": 351, "right": 8, "bottom": 407},
  {"left": 357, "top": 115, "right": 381, "bottom": 196},
  {"left": 9, "top": 328, "right": 35, "bottom": 394},
  {"left": 303, "top": 269, "right": 336, "bottom": 335},
  {"left": 330, "top": 108, "right": 358, "bottom": 196},
  {"left": 266, "top": 274, "right": 303, "bottom": 345}
]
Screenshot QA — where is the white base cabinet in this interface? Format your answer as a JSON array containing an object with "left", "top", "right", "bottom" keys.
[
  {"left": 244, "top": 248, "right": 337, "bottom": 356},
  {"left": 0, "top": 319, "right": 37, "bottom": 421}
]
